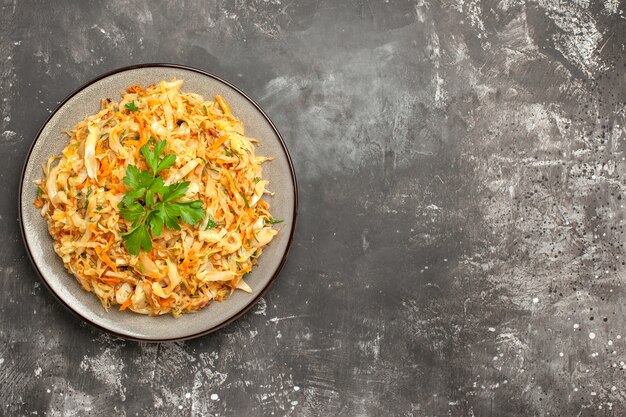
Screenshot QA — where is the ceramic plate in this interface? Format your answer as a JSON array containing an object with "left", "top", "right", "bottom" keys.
[{"left": 19, "top": 64, "right": 298, "bottom": 341}]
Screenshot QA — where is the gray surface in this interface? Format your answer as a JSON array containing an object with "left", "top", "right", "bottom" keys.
[
  {"left": 1, "top": 0, "right": 625, "bottom": 416},
  {"left": 20, "top": 65, "right": 296, "bottom": 341}
]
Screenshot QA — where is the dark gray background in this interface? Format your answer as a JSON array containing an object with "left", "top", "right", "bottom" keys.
[{"left": 1, "top": 1, "right": 625, "bottom": 416}]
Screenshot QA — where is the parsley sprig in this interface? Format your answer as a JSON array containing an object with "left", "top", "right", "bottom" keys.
[{"left": 118, "top": 139, "right": 205, "bottom": 255}]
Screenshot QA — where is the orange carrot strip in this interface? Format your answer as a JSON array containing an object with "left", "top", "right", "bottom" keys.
[
  {"left": 134, "top": 120, "right": 149, "bottom": 157},
  {"left": 119, "top": 298, "right": 132, "bottom": 311},
  {"left": 99, "top": 252, "right": 117, "bottom": 272},
  {"left": 216, "top": 95, "right": 230, "bottom": 115},
  {"left": 209, "top": 135, "right": 228, "bottom": 151}
]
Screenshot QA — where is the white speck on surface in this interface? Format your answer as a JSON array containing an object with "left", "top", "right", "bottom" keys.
[
  {"left": 589, "top": 332, "right": 596, "bottom": 340},
  {"left": 574, "top": 323, "right": 580, "bottom": 329},
  {"left": 559, "top": 352, "right": 564, "bottom": 357},
  {"left": 34, "top": 366, "right": 42, "bottom": 376},
  {"left": 361, "top": 230, "right": 370, "bottom": 252},
  {"left": 80, "top": 345, "right": 126, "bottom": 400},
  {"left": 185, "top": 392, "right": 191, "bottom": 399},
  {"left": 532, "top": 297, "right": 539, "bottom": 304},
  {"left": 2, "top": 130, "right": 17, "bottom": 141},
  {"left": 210, "top": 394, "right": 219, "bottom": 401},
  {"left": 488, "top": 327, "right": 496, "bottom": 332},
  {"left": 253, "top": 297, "right": 267, "bottom": 315},
  {"left": 294, "top": 386, "right": 300, "bottom": 391},
  {"left": 536, "top": 0, "right": 607, "bottom": 77}
]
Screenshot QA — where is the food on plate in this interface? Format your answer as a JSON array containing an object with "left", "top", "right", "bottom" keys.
[{"left": 34, "top": 79, "right": 282, "bottom": 316}]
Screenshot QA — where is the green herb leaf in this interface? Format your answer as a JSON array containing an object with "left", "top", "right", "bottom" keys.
[
  {"left": 120, "top": 187, "right": 147, "bottom": 208},
  {"left": 37, "top": 187, "right": 43, "bottom": 197},
  {"left": 146, "top": 210, "right": 164, "bottom": 237},
  {"left": 165, "top": 201, "right": 205, "bottom": 225},
  {"left": 125, "top": 101, "right": 139, "bottom": 111},
  {"left": 122, "top": 224, "right": 152, "bottom": 255},
  {"left": 96, "top": 206, "right": 103, "bottom": 211},
  {"left": 141, "top": 140, "right": 176, "bottom": 176},
  {"left": 144, "top": 177, "right": 168, "bottom": 207},
  {"left": 119, "top": 202, "right": 145, "bottom": 224},
  {"left": 141, "top": 140, "right": 164, "bottom": 174},
  {"left": 266, "top": 218, "right": 284, "bottom": 224},
  {"left": 225, "top": 149, "right": 231, "bottom": 157},
  {"left": 156, "top": 154, "right": 176, "bottom": 174},
  {"left": 123, "top": 165, "right": 154, "bottom": 190},
  {"left": 162, "top": 181, "right": 189, "bottom": 203},
  {"left": 203, "top": 105, "right": 208, "bottom": 116}
]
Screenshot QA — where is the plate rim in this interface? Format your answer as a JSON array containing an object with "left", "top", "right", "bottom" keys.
[{"left": 18, "top": 63, "right": 299, "bottom": 342}]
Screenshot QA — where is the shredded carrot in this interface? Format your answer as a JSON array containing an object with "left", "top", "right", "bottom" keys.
[
  {"left": 119, "top": 298, "right": 132, "bottom": 311},
  {"left": 209, "top": 135, "right": 228, "bottom": 151},
  {"left": 100, "top": 251, "right": 117, "bottom": 272},
  {"left": 101, "top": 276, "right": 120, "bottom": 284},
  {"left": 134, "top": 121, "right": 149, "bottom": 157},
  {"left": 216, "top": 95, "right": 230, "bottom": 115}
]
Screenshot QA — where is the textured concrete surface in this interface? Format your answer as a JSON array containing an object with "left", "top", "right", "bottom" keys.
[{"left": 1, "top": 0, "right": 625, "bottom": 416}]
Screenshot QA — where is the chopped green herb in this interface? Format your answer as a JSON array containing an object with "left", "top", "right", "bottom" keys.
[
  {"left": 125, "top": 101, "right": 139, "bottom": 111},
  {"left": 266, "top": 218, "right": 284, "bottom": 224},
  {"left": 253, "top": 177, "right": 261, "bottom": 183},
  {"left": 205, "top": 215, "right": 224, "bottom": 230},
  {"left": 225, "top": 149, "right": 231, "bottom": 157},
  {"left": 205, "top": 218, "right": 217, "bottom": 230},
  {"left": 241, "top": 193, "right": 250, "bottom": 208},
  {"left": 84, "top": 187, "right": 92, "bottom": 209},
  {"left": 203, "top": 105, "right": 208, "bottom": 116},
  {"left": 37, "top": 187, "right": 43, "bottom": 197},
  {"left": 96, "top": 206, "right": 103, "bottom": 211}
]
